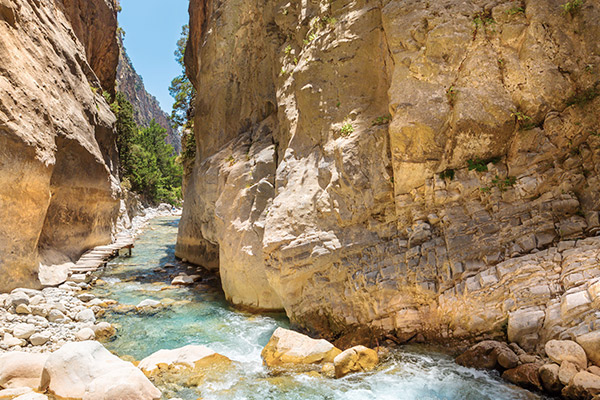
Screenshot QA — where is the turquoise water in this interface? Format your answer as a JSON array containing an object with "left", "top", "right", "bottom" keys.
[{"left": 92, "top": 217, "right": 546, "bottom": 400}]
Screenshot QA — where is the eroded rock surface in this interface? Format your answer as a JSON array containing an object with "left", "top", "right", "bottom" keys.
[
  {"left": 178, "top": 0, "right": 600, "bottom": 347},
  {"left": 0, "top": 0, "right": 122, "bottom": 292}
]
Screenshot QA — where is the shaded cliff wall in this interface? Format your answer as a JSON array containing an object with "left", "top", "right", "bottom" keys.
[
  {"left": 178, "top": 0, "right": 600, "bottom": 349},
  {"left": 0, "top": 0, "right": 121, "bottom": 291},
  {"left": 116, "top": 43, "right": 182, "bottom": 153}
]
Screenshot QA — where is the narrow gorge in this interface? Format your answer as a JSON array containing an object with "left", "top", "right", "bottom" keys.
[{"left": 1, "top": 0, "right": 600, "bottom": 399}]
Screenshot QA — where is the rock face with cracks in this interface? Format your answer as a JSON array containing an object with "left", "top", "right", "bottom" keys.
[
  {"left": 179, "top": 0, "right": 600, "bottom": 347},
  {"left": 0, "top": 0, "right": 122, "bottom": 292}
]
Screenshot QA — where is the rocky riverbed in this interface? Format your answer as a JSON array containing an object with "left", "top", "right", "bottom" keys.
[{"left": 0, "top": 216, "right": 556, "bottom": 400}]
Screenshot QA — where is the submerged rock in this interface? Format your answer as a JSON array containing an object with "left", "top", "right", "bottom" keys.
[
  {"left": 455, "top": 340, "right": 518, "bottom": 370},
  {"left": 261, "top": 328, "right": 341, "bottom": 369},
  {"left": 138, "top": 345, "right": 226, "bottom": 373},
  {"left": 333, "top": 345, "right": 378, "bottom": 378},
  {"left": 501, "top": 363, "right": 543, "bottom": 391}
]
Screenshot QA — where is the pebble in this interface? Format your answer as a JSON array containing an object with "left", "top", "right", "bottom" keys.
[
  {"left": 75, "top": 328, "right": 96, "bottom": 341},
  {"left": 15, "top": 304, "right": 32, "bottom": 315},
  {"left": 30, "top": 332, "right": 51, "bottom": 346}
]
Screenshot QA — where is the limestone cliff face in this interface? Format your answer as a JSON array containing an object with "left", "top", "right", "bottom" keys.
[
  {"left": 116, "top": 43, "right": 182, "bottom": 153},
  {"left": 179, "top": 0, "right": 600, "bottom": 349},
  {"left": 0, "top": 0, "right": 121, "bottom": 291}
]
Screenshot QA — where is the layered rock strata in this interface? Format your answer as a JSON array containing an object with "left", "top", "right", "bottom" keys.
[
  {"left": 0, "top": 0, "right": 121, "bottom": 291},
  {"left": 178, "top": 0, "right": 600, "bottom": 349}
]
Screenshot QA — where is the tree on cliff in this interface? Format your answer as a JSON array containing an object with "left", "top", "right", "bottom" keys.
[{"left": 169, "top": 24, "right": 195, "bottom": 132}]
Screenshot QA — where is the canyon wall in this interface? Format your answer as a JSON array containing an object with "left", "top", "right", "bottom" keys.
[
  {"left": 178, "top": 0, "right": 600, "bottom": 350},
  {"left": 0, "top": 0, "right": 121, "bottom": 291},
  {"left": 116, "top": 43, "right": 182, "bottom": 154}
]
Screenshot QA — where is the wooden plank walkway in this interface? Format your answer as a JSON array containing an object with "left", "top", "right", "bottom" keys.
[{"left": 70, "top": 235, "right": 135, "bottom": 274}]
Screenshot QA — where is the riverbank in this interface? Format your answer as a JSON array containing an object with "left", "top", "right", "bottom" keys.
[{"left": 0, "top": 217, "right": 554, "bottom": 399}]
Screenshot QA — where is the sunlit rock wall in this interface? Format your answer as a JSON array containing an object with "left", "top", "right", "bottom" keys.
[
  {"left": 0, "top": 0, "right": 121, "bottom": 291},
  {"left": 180, "top": 0, "right": 600, "bottom": 349}
]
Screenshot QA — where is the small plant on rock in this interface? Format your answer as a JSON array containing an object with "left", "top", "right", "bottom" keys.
[
  {"left": 491, "top": 175, "right": 517, "bottom": 191},
  {"left": 467, "top": 158, "right": 489, "bottom": 172},
  {"left": 446, "top": 86, "right": 458, "bottom": 105},
  {"left": 561, "top": 0, "right": 583, "bottom": 15},
  {"left": 225, "top": 155, "right": 236, "bottom": 166},
  {"left": 439, "top": 169, "right": 455, "bottom": 181},
  {"left": 506, "top": 6, "right": 525, "bottom": 15},
  {"left": 372, "top": 115, "right": 391, "bottom": 126},
  {"left": 511, "top": 110, "right": 536, "bottom": 130},
  {"left": 340, "top": 121, "right": 354, "bottom": 137}
]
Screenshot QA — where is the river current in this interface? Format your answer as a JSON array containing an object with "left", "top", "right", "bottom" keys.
[{"left": 90, "top": 216, "right": 547, "bottom": 400}]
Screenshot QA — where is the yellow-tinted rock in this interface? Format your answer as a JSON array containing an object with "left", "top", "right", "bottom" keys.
[
  {"left": 261, "top": 328, "right": 341, "bottom": 369},
  {"left": 333, "top": 346, "right": 379, "bottom": 378}
]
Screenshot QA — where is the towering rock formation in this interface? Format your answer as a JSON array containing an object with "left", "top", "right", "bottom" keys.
[
  {"left": 116, "top": 42, "right": 182, "bottom": 153},
  {"left": 0, "top": 0, "right": 121, "bottom": 291},
  {"left": 179, "top": 0, "right": 600, "bottom": 349}
]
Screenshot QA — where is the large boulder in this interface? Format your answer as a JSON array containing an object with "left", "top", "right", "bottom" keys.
[
  {"left": 0, "top": 352, "right": 48, "bottom": 389},
  {"left": 455, "top": 340, "right": 518, "bottom": 370},
  {"left": 82, "top": 368, "right": 162, "bottom": 400},
  {"left": 138, "top": 345, "right": 226, "bottom": 373},
  {"left": 578, "top": 331, "right": 600, "bottom": 367},
  {"left": 562, "top": 371, "right": 600, "bottom": 399},
  {"left": 545, "top": 340, "right": 588, "bottom": 369},
  {"left": 501, "top": 363, "right": 543, "bottom": 391},
  {"left": 40, "top": 341, "right": 160, "bottom": 399},
  {"left": 261, "top": 328, "right": 341, "bottom": 368},
  {"left": 333, "top": 345, "right": 378, "bottom": 378}
]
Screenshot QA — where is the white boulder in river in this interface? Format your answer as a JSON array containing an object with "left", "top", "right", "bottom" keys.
[
  {"left": 138, "top": 344, "right": 227, "bottom": 373},
  {"left": 261, "top": 327, "right": 341, "bottom": 368},
  {"left": 40, "top": 341, "right": 160, "bottom": 400}
]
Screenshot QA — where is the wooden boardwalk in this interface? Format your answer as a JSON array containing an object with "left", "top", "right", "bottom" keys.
[{"left": 70, "top": 235, "right": 135, "bottom": 274}]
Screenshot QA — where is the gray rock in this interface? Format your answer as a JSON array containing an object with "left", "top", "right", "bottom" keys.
[
  {"left": 30, "top": 331, "right": 51, "bottom": 346},
  {"left": 9, "top": 292, "right": 29, "bottom": 307},
  {"left": 75, "top": 309, "right": 95, "bottom": 323},
  {"left": 137, "top": 299, "right": 160, "bottom": 308},
  {"left": 77, "top": 293, "right": 96, "bottom": 303}
]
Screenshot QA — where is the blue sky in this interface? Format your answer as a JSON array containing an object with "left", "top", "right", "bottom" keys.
[{"left": 119, "top": 0, "right": 189, "bottom": 112}]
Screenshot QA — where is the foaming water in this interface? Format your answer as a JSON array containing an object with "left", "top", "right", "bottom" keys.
[{"left": 91, "top": 217, "right": 548, "bottom": 400}]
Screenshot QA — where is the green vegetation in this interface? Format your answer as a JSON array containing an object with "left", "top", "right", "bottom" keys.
[
  {"left": 284, "top": 45, "right": 292, "bottom": 55},
  {"left": 340, "top": 122, "right": 354, "bottom": 137},
  {"left": 506, "top": 6, "right": 525, "bottom": 15},
  {"left": 439, "top": 169, "right": 455, "bottom": 181},
  {"left": 169, "top": 24, "right": 197, "bottom": 173},
  {"left": 467, "top": 158, "right": 489, "bottom": 172},
  {"left": 480, "top": 176, "right": 517, "bottom": 193},
  {"left": 565, "top": 82, "right": 600, "bottom": 106},
  {"left": 492, "top": 175, "right": 517, "bottom": 191},
  {"left": 110, "top": 92, "right": 182, "bottom": 204},
  {"left": 303, "top": 32, "right": 318, "bottom": 45},
  {"left": 169, "top": 25, "right": 196, "bottom": 132},
  {"left": 561, "top": 0, "right": 583, "bottom": 15},
  {"left": 473, "top": 13, "right": 496, "bottom": 36},
  {"left": 372, "top": 115, "right": 391, "bottom": 126},
  {"left": 446, "top": 86, "right": 458, "bottom": 105},
  {"left": 225, "top": 155, "right": 236, "bottom": 166},
  {"left": 511, "top": 110, "right": 536, "bottom": 130}
]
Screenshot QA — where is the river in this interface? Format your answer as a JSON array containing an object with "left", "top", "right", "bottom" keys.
[{"left": 89, "top": 216, "right": 548, "bottom": 400}]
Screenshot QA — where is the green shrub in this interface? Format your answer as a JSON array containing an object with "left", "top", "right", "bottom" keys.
[
  {"left": 340, "top": 122, "right": 354, "bottom": 137},
  {"left": 561, "top": 0, "right": 583, "bottom": 15},
  {"left": 372, "top": 115, "right": 391, "bottom": 126},
  {"left": 439, "top": 169, "right": 455, "bottom": 181}
]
